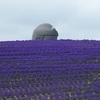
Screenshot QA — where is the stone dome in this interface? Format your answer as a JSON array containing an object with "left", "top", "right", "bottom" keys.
[{"left": 32, "top": 23, "right": 58, "bottom": 40}]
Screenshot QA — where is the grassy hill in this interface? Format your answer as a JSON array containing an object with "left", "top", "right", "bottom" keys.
[{"left": 0, "top": 40, "right": 100, "bottom": 100}]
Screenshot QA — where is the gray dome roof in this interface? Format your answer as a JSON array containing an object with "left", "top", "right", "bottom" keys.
[
  {"left": 33, "top": 23, "right": 58, "bottom": 36},
  {"left": 32, "top": 23, "right": 58, "bottom": 40}
]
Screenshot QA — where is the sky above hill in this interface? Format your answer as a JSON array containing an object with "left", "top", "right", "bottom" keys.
[{"left": 0, "top": 0, "right": 100, "bottom": 41}]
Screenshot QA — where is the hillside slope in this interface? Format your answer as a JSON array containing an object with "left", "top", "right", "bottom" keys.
[{"left": 0, "top": 40, "right": 100, "bottom": 100}]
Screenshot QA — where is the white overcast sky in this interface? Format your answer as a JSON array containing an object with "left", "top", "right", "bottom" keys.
[{"left": 0, "top": 0, "right": 100, "bottom": 41}]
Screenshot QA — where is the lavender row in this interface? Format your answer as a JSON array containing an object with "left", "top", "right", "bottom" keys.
[{"left": 0, "top": 40, "right": 100, "bottom": 47}]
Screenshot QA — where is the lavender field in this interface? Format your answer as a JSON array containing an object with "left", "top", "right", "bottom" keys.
[{"left": 0, "top": 40, "right": 100, "bottom": 100}]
